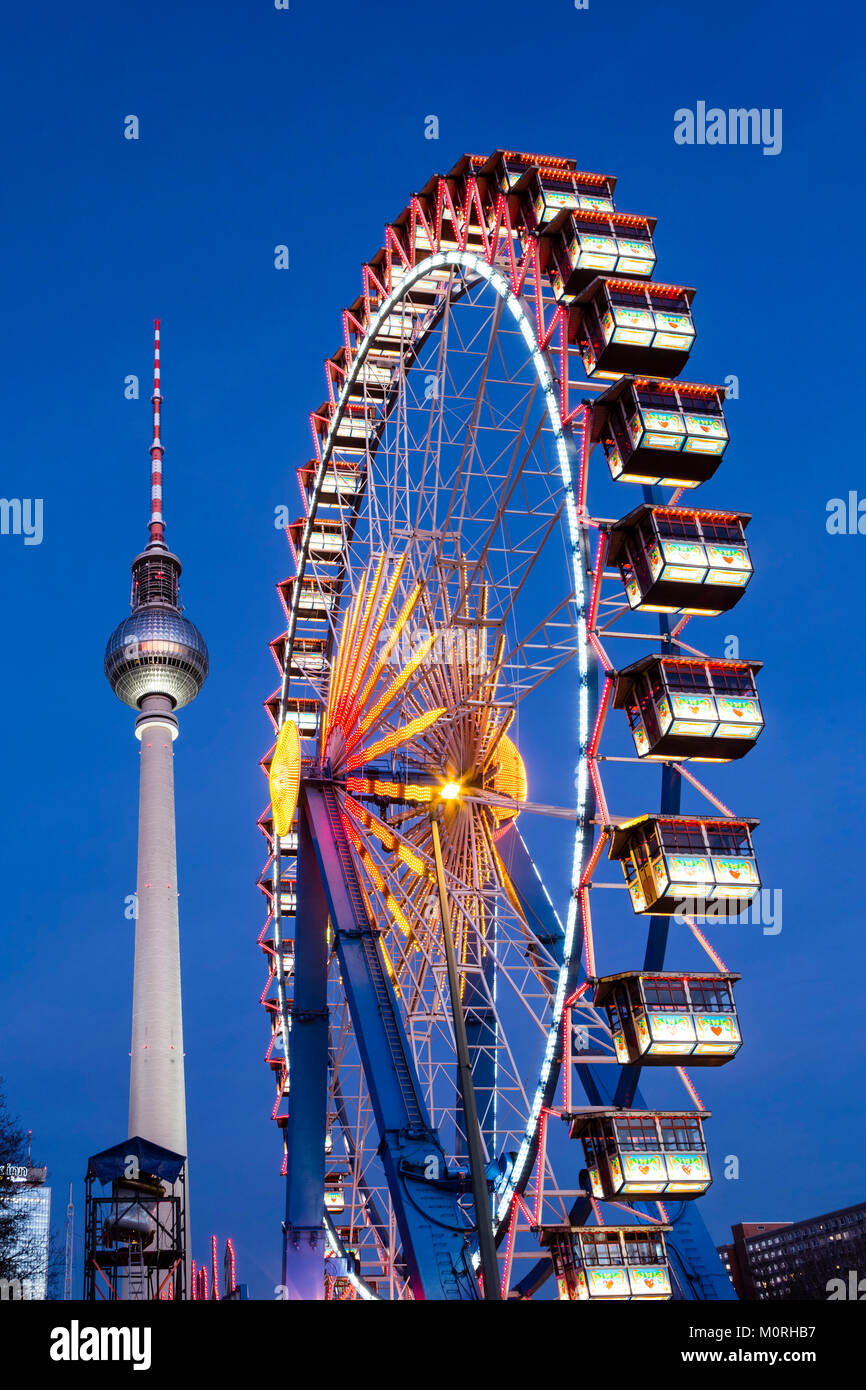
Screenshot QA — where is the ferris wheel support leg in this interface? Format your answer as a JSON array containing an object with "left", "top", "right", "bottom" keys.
[
  {"left": 304, "top": 784, "right": 481, "bottom": 1300},
  {"left": 282, "top": 795, "right": 330, "bottom": 1300}
]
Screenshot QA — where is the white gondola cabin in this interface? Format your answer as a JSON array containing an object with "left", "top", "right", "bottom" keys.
[
  {"left": 267, "top": 1013, "right": 288, "bottom": 1073},
  {"left": 280, "top": 696, "right": 320, "bottom": 740},
  {"left": 285, "top": 574, "right": 339, "bottom": 624},
  {"left": 298, "top": 458, "right": 363, "bottom": 511},
  {"left": 328, "top": 344, "right": 388, "bottom": 407},
  {"left": 541, "top": 1225, "right": 672, "bottom": 1301},
  {"left": 591, "top": 378, "right": 729, "bottom": 486},
  {"left": 573, "top": 279, "right": 696, "bottom": 379},
  {"left": 607, "top": 504, "right": 753, "bottom": 615},
  {"left": 522, "top": 166, "right": 617, "bottom": 225},
  {"left": 278, "top": 872, "right": 296, "bottom": 918},
  {"left": 485, "top": 150, "right": 617, "bottom": 225},
  {"left": 288, "top": 636, "right": 329, "bottom": 681},
  {"left": 316, "top": 401, "right": 375, "bottom": 456},
  {"left": 277, "top": 939, "right": 295, "bottom": 981},
  {"left": 259, "top": 861, "right": 297, "bottom": 919},
  {"left": 286, "top": 516, "right": 345, "bottom": 566},
  {"left": 570, "top": 1107, "right": 712, "bottom": 1199},
  {"left": 346, "top": 357, "right": 395, "bottom": 404},
  {"left": 608, "top": 814, "right": 760, "bottom": 915},
  {"left": 261, "top": 933, "right": 295, "bottom": 984},
  {"left": 613, "top": 655, "right": 763, "bottom": 761},
  {"left": 594, "top": 971, "right": 742, "bottom": 1065},
  {"left": 545, "top": 211, "right": 656, "bottom": 300}
]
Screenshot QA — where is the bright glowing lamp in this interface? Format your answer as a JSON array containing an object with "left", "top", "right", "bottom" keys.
[{"left": 440, "top": 780, "right": 461, "bottom": 801}]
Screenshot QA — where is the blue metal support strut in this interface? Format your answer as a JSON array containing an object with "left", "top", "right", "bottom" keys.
[
  {"left": 283, "top": 792, "right": 330, "bottom": 1299},
  {"left": 303, "top": 782, "right": 480, "bottom": 1300}
]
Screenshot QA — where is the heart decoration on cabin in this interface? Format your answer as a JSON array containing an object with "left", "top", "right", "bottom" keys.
[
  {"left": 722, "top": 555, "right": 733, "bottom": 564},
  {"left": 681, "top": 1164, "right": 692, "bottom": 1175},
  {"left": 638, "top": 1164, "right": 650, "bottom": 1175},
  {"left": 734, "top": 708, "right": 744, "bottom": 717},
  {"left": 645, "top": 1278, "right": 655, "bottom": 1287},
  {"left": 700, "top": 423, "right": 710, "bottom": 432},
  {"left": 711, "top": 1025, "right": 722, "bottom": 1036},
  {"left": 730, "top": 869, "right": 741, "bottom": 879}
]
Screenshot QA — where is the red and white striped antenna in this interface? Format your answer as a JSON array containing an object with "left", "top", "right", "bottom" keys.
[{"left": 149, "top": 319, "right": 165, "bottom": 545}]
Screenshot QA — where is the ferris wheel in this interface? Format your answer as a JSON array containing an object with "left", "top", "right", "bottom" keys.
[{"left": 259, "top": 150, "right": 760, "bottom": 1301}]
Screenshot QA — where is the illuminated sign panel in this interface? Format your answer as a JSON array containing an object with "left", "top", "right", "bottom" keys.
[
  {"left": 587, "top": 1267, "right": 630, "bottom": 1298},
  {"left": 630, "top": 1266, "right": 671, "bottom": 1297},
  {"left": 621, "top": 1152, "right": 666, "bottom": 1187},
  {"left": 665, "top": 1152, "right": 711, "bottom": 1188},
  {"left": 671, "top": 693, "right": 715, "bottom": 721},
  {"left": 613, "top": 306, "right": 654, "bottom": 332},
  {"left": 712, "top": 856, "right": 759, "bottom": 889},
  {"left": 695, "top": 1014, "right": 740, "bottom": 1045},
  {"left": 649, "top": 1013, "right": 696, "bottom": 1045},
  {"left": 668, "top": 853, "right": 713, "bottom": 886}
]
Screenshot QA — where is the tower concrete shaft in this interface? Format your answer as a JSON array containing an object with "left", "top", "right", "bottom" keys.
[{"left": 130, "top": 693, "right": 187, "bottom": 1156}]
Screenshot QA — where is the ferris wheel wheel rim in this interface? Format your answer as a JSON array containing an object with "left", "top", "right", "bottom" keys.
[{"left": 276, "top": 245, "right": 598, "bottom": 1254}]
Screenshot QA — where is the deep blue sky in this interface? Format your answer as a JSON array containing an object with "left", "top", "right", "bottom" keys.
[{"left": 1, "top": 0, "right": 864, "bottom": 1299}]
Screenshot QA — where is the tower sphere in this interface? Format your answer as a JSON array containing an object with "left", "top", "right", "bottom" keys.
[{"left": 105, "top": 606, "right": 209, "bottom": 710}]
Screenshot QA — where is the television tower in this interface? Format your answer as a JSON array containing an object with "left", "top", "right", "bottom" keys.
[{"left": 104, "top": 322, "right": 208, "bottom": 1262}]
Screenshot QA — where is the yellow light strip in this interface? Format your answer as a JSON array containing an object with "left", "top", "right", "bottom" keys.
[
  {"left": 349, "top": 632, "right": 437, "bottom": 748},
  {"left": 345, "top": 812, "right": 416, "bottom": 966},
  {"left": 345, "top": 777, "right": 433, "bottom": 804},
  {"left": 325, "top": 576, "right": 358, "bottom": 738},
  {"left": 342, "top": 814, "right": 386, "bottom": 892},
  {"left": 341, "top": 555, "right": 407, "bottom": 732},
  {"left": 325, "top": 571, "right": 367, "bottom": 745},
  {"left": 378, "top": 936, "right": 402, "bottom": 996},
  {"left": 344, "top": 795, "right": 436, "bottom": 883},
  {"left": 385, "top": 893, "right": 412, "bottom": 938},
  {"left": 338, "top": 553, "right": 391, "bottom": 730},
  {"left": 337, "top": 561, "right": 383, "bottom": 739},
  {"left": 343, "top": 795, "right": 396, "bottom": 850},
  {"left": 397, "top": 843, "right": 426, "bottom": 875},
  {"left": 354, "top": 582, "right": 422, "bottom": 715},
  {"left": 345, "top": 706, "right": 446, "bottom": 770}
]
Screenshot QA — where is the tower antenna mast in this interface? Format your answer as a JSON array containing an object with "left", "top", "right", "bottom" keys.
[{"left": 149, "top": 319, "right": 165, "bottom": 546}]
